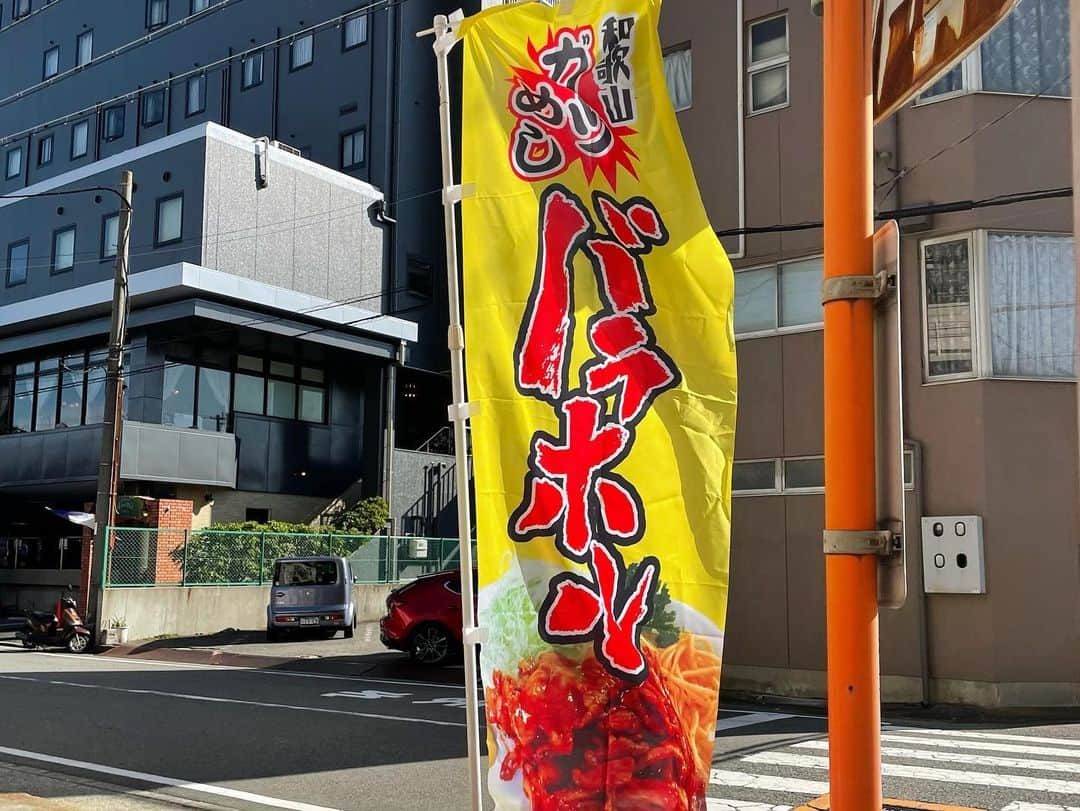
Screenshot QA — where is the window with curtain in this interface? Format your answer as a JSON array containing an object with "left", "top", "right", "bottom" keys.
[
  {"left": 143, "top": 89, "right": 165, "bottom": 126},
  {"left": 186, "top": 75, "right": 206, "bottom": 116},
  {"left": 43, "top": 46, "right": 59, "bottom": 80},
  {"left": 290, "top": 34, "right": 314, "bottom": 70},
  {"left": 733, "top": 257, "right": 823, "bottom": 335},
  {"left": 663, "top": 46, "right": 692, "bottom": 112},
  {"left": 76, "top": 30, "right": 93, "bottom": 67},
  {"left": 197, "top": 367, "right": 231, "bottom": 431},
  {"left": 84, "top": 350, "right": 107, "bottom": 424},
  {"left": 162, "top": 364, "right": 196, "bottom": 427},
  {"left": 747, "top": 14, "right": 789, "bottom": 114},
  {"left": 71, "top": 120, "right": 89, "bottom": 158},
  {"left": 980, "top": 0, "right": 1070, "bottom": 95},
  {"left": 242, "top": 51, "right": 263, "bottom": 89},
  {"left": 60, "top": 354, "right": 85, "bottom": 427},
  {"left": 987, "top": 232, "right": 1075, "bottom": 377},
  {"left": 923, "top": 238, "right": 974, "bottom": 378},
  {"left": 35, "top": 359, "right": 59, "bottom": 431}
]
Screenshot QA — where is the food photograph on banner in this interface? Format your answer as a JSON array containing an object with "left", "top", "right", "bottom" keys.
[{"left": 457, "top": 0, "right": 737, "bottom": 808}]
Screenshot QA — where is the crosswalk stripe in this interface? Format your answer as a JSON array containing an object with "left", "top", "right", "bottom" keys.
[
  {"left": 903, "top": 728, "right": 1080, "bottom": 748},
  {"left": 882, "top": 733, "right": 1080, "bottom": 760},
  {"left": 706, "top": 800, "right": 793, "bottom": 811},
  {"left": 795, "top": 739, "right": 1080, "bottom": 776},
  {"left": 709, "top": 769, "right": 829, "bottom": 796},
  {"left": 1001, "top": 803, "right": 1080, "bottom": 811},
  {"left": 716, "top": 712, "right": 794, "bottom": 733},
  {"left": 745, "top": 751, "right": 1080, "bottom": 796}
]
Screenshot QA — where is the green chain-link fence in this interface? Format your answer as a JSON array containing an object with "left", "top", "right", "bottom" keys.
[{"left": 103, "top": 527, "right": 466, "bottom": 587}]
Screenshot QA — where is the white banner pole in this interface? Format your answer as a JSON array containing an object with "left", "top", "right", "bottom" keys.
[{"left": 430, "top": 12, "right": 485, "bottom": 811}]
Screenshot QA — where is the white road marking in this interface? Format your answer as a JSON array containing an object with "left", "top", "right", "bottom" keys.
[
  {"left": 882, "top": 733, "right": 1080, "bottom": 760},
  {"left": 709, "top": 769, "right": 828, "bottom": 796},
  {"left": 706, "top": 800, "right": 793, "bottom": 811},
  {"left": 796, "top": 739, "right": 1080, "bottom": 776},
  {"left": 20, "top": 649, "right": 468, "bottom": 690},
  {"left": 0, "top": 745, "right": 341, "bottom": 811},
  {"left": 320, "top": 690, "right": 411, "bottom": 700},
  {"left": 1002, "top": 803, "right": 1080, "bottom": 811},
  {"left": 0, "top": 674, "right": 465, "bottom": 728},
  {"left": 746, "top": 751, "right": 1080, "bottom": 796},
  {"left": 715, "top": 712, "right": 794, "bottom": 732},
  {"left": 901, "top": 727, "right": 1080, "bottom": 748}
]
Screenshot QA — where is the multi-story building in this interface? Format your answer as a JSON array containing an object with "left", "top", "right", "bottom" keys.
[
  {"left": 660, "top": 0, "right": 1077, "bottom": 706},
  {"left": 0, "top": 0, "right": 474, "bottom": 610}
]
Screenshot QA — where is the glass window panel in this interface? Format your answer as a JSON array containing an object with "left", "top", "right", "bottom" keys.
[
  {"left": 267, "top": 379, "right": 296, "bottom": 419},
  {"left": 44, "top": 47, "right": 59, "bottom": 80},
  {"left": 300, "top": 366, "right": 323, "bottom": 383},
  {"left": 242, "top": 51, "right": 263, "bottom": 88},
  {"left": 143, "top": 90, "right": 165, "bottom": 126},
  {"left": 987, "top": 232, "right": 1075, "bottom": 378},
  {"left": 980, "top": 0, "right": 1070, "bottom": 95},
  {"left": 734, "top": 267, "right": 778, "bottom": 334},
  {"left": 290, "top": 34, "right": 313, "bottom": 69},
  {"left": 0, "top": 368, "right": 11, "bottom": 434},
  {"left": 784, "top": 457, "right": 825, "bottom": 490},
  {"left": 162, "top": 363, "right": 196, "bottom": 427},
  {"left": 149, "top": 0, "right": 168, "bottom": 27},
  {"left": 71, "top": 120, "right": 89, "bottom": 158},
  {"left": 102, "top": 214, "right": 119, "bottom": 258},
  {"left": 60, "top": 354, "right": 85, "bottom": 427},
  {"left": 157, "top": 195, "right": 182, "bottom": 244},
  {"left": 920, "top": 63, "right": 964, "bottom": 99},
  {"left": 342, "top": 130, "right": 364, "bottom": 168},
  {"left": 38, "top": 135, "right": 53, "bottom": 165},
  {"left": 663, "top": 48, "right": 692, "bottom": 111},
  {"left": 233, "top": 373, "right": 264, "bottom": 414},
  {"left": 779, "top": 257, "right": 824, "bottom": 327},
  {"left": 751, "top": 65, "right": 788, "bottom": 111},
  {"left": 7, "top": 241, "right": 28, "bottom": 286},
  {"left": 84, "top": 350, "right": 107, "bottom": 424},
  {"left": 924, "top": 239, "right": 974, "bottom": 377},
  {"left": 299, "top": 385, "right": 325, "bottom": 423},
  {"left": 186, "top": 76, "right": 205, "bottom": 115},
  {"left": 269, "top": 360, "right": 294, "bottom": 377},
  {"left": 196, "top": 367, "right": 231, "bottom": 431},
  {"left": 750, "top": 15, "right": 787, "bottom": 64},
  {"left": 53, "top": 227, "right": 75, "bottom": 272},
  {"left": 732, "top": 460, "right": 777, "bottom": 492},
  {"left": 104, "top": 106, "right": 124, "bottom": 141},
  {"left": 14, "top": 0, "right": 29, "bottom": 19},
  {"left": 77, "top": 30, "right": 93, "bottom": 66},
  {"left": 13, "top": 362, "right": 34, "bottom": 432},
  {"left": 61, "top": 537, "right": 82, "bottom": 569},
  {"left": 237, "top": 354, "right": 263, "bottom": 372},
  {"left": 191, "top": 0, "right": 209, "bottom": 11},
  {"left": 6, "top": 148, "right": 22, "bottom": 179},
  {"left": 36, "top": 359, "right": 59, "bottom": 431},
  {"left": 344, "top": 15, "right": 367, "bottom": 48}
]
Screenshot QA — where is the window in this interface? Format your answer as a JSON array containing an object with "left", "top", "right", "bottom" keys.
[
  {"left": 43, "top": 46, "right": 59, "bottom": 80},
  {"left": 290, "top": 33, "right": 313, "bottom": 70},
  {"left": 101, "top": 213, "right": 119, "bottom": 259},
  {"left": 298, "top": 385, "right": 325, "bottom": 423},
  {"left": 190, "top": 0, "right": 209, "bottom": 12},
  {"left": 197, "top": 367, "right": 230, "bottom": 431},
  {"left": 13, "top": 363, "right": 33, "bottom": 432},
  {"left": 162, "top": 363, "right": 196, "bottom": 427},
  {"left": 343, "top": 13, "right": 367, "bottom": 50},
  {"left": 142, "top": 89, "right": 165, "bottom": 127},
  {"left": 267, "top": 379, "right": 296, "bottom": 419},
  {"left": 186, "top": 75, "right": 206, "bottom": 116},
  {"left": 241, "top": 51, "right": 263, "bottom": 90},
  {"left": 922, "top": 236, "right": 975, "bottom": 378},
  {"left": 732, "top": 459, "right": 779, "bottom": 494},
  {"left": 747, "top": 14, "right": 789, "bottom": 114},
  {"left": 51, "top": 226, "right": 75, "bottom": 273},
  {"left": 5, "top": 147, "right": 22, "bottom": 179},
  {"left": 733, "top": 256, "right": 823, "bottom": 336},
  {"left": 245, "top": 507, "right": 270, "bottom": 524},
  {"left": 921, "top": 231, "right": 1076, "bottom": 381},
  {"left": 783, "top": 457, "right": 825, "bottom": 492},
  {"left": 37, "top": 134, "right": 53, "bottom": 166},
  {"left": 663, "top": 46, "right": 692, "bottom": 111},
  {"left": 233, "top": 371, "right": 264, "bottom": 414},
  {"left": 35, "top": 358, "right": 58, "bottom": 431},
  {"left": 13, "top": 0, "right": 29, "bottom": 21},
  {"left": 76, "top": 30, "right": 93, "bottom": 67},
  {"left": 59, "top": 353, "right": 85, "bottom": 428},
  {"left": 406, "top": 256, "right": 433, "bottom": 298},
  {"left": 6, "top": 240, "right": 28, "bottom": 286},
  {"left": 84, "top": 349, "right": 107, "bottom": 424},
  {"left": 155, "top": 194, "right": 183, "bottom": 245},
  {"left": 147, "top": 0, "right": 167, "bottom": 29},
  {"left": 103, "top": 105, "right": 125, "bottom": 142},
  {"left": 341, "top": 127, "right": 364, "bottom": 169},
  {"left": 70, "top": 119, "right": 89, "bottom": 158}
]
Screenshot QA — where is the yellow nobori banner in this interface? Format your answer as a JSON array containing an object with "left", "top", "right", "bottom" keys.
[{"left": 459, "top": 1, "right": 736, "bottom": 807}]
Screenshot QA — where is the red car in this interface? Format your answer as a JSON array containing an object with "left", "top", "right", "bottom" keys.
[{"left": 380, "top": 569, "right": 476, "bottom": 665}]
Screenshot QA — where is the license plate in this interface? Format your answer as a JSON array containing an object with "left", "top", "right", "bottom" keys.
[{"left": 299, "top": 617, "right": 319, "bottom": 626}]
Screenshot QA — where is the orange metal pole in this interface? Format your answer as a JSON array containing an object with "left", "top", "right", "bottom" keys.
[{"left": 823, "top": 1, "right": 882, "bottom": 810}]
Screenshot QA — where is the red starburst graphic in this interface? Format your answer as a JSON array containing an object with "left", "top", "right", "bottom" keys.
[{"left": 507, "top": 26, "right": 638, "bottom": 190}]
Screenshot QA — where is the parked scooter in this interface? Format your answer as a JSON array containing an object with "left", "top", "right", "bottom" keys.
[{"left": 16, "top": 596, "right": 92, "bottom": 654}]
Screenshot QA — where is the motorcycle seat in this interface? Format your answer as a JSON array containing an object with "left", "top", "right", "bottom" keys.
[{"left": 29, "top": 611, "right": 56, "bottom": 623}]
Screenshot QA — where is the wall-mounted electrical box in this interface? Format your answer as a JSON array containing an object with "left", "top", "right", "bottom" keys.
[
  {"left": 920, "top": 515, "right": 985, "bottom": 594},
  {"left": 408, "top": 538, "right": 429, "bottom": 559}
]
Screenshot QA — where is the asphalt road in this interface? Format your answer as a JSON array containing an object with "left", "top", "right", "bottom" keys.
[{"left": 3, "top": 636, "right": 1080, "bottom": 811}]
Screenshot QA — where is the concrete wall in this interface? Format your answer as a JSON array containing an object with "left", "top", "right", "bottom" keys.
[{"left": 101, "top": 583, "right": 396, "bottom": 642}]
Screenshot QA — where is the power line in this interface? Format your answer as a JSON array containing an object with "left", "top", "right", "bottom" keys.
[
  {"left": 0, "top": 0, "right": 405, "bottom": 152},
  {"left": 715, "top": 186, "right": 1073, "bottom": 238}
]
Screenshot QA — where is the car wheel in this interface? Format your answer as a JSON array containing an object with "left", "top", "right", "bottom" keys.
[
  {"left": 266, "top": 625, "right": 280, "bottom": 642},
  {"left": 66, "top": 634, "right": 89, "bottom": 654},
  {"left": 410, "top": 623, "right": 451, "bottom": 666},
  {"left": 344, "top": 617, "right": 355, "bottom": 640}
]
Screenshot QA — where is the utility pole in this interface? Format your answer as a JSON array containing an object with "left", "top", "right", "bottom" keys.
[
  {"left": 822, "top": 1, "right": 882, "bottom": 809},
  {"left": 90, "top": 169, "right": 134, "bottom": 628}
]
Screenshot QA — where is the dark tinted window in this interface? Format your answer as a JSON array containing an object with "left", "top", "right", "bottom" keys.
[{"left": 274, "top": 561, "right": 338, "bottom": 586}]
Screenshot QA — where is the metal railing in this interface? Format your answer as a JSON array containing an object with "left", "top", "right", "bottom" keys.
[{"left": 102, "top": 527, "right": 466, "bottom": 588}]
